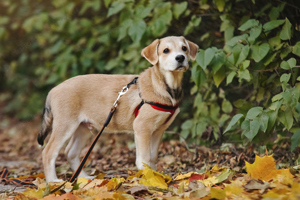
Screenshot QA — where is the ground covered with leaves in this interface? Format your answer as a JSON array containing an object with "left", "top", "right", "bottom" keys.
[{"left": 1, "top": 116, "right": 300, "bottom": 199}]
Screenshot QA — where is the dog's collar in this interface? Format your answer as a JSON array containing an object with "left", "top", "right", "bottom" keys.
[{"left": 134, "top": 101, "right": 178, "bottom": 124}]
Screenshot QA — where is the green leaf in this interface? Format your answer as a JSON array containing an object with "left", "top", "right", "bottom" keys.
[
  {"left": 242, "top": 60, "right": 250, "bottom": 69},
  {"left": 272, "top": 93, "right": 283, "bottom": 102},
  {"left": 135, "top": 5, "right": 152, "bottom": 19},
  {"left": 107, "top": 2, "right": 125, "bottom": 17},
  {"left": 259, "top": 113, "right": 269, "bottom": 133},
  {"left": 287, "top": 58, "right": 296, "bottom": 68},
  {"left": 117, "top": 18, "right": 132, "bottom": 41},
  {"left": 215, "top": 0, "right": 225, "bottom": 12},
  {"left": 292, "top": 42, "right": 300, "bottom": 57},
  {"left": 280, "top": 60, "right": 290, "bottom": 70},
  {"left": 280, "top": 73, "right": 291, "bottom": 83},
  {"left": 242, "top": 118, "right": 260, "bottom": 141},
  {"left": 43, "top": 183, "right": 50, "bottom": 197},
  {"left": 280, "top": 18, "right": 292, "bottom": 40},
  {"left": 226, "top": 71, "right": 236, "bottom": 85},
  {"left": 184, "top": 15, "right": 201, "bottom": 35},
  {"left": 269, "top": 7, "right": 280, "bottom": 20},
  {"left": 222, "top": 99, "right": 233, "bottom": 113},
  {"left": 246, "top": 107, "right": 263, "bottom": 119},
  {"left": 278, "top": 106, "right": 293, "bottom": 130},
  {"left": 236, "top": 45, "right": 250, "bottom": 65},
  {"left": 211, "top": 51, "right": 226, "bottom": 74},
  {"left": 248, "top": 24, "right": 262, "bottom": 43},
  {"left": 263, "top": 20, "right": 285, "bottom": 32},
  {"left": 191, "top": 65, "right": 206, "bottom": 88},
  {"left": 181, "top": 119, "right": 193, "bottom": 130},
  {"left": 280, "top": 58, "right": 296, "bottom": 70},
  {"left": 204, "top": 48, "right": 215, "bottom": 68},
  {"left": 196, "top": 48, "right": 215, "bottom": 70},
  {"left": 213, "top": 66, "right": 225, "bottom": 87},
  {"left": 238, "top": 19, "right": 259, "bottom": 31},
  {"left": 173, "top": 2, "right": 188, "bottom": 19},
  {"left": 251, "top": 43, "right": 270, "bottom": 62},
  {"left": 128, "top": 19, "right": 146, "bottom": 42},
  {"left": 238, "top": 69, "right": 251, "bottom": 82},
  {"left": 226, "top": 34, "right": 248, "bottom": 47},
  {"left": 291, "top": 129, "right": 300, "bottom": 151},
  {"left": 194, "top": 122, "right": 208, "bottom": 137},
  {"left": 180, "top": 130, "right": 189, "bottom": 139}
]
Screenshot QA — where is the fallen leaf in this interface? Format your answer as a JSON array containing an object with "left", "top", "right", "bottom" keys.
[
  {"left": 106, "top": 177, "right": 125, "bottom": 191},
  {"left": 200, "top": 176, "right": 218, "bottom": 187},
  {"left": 210, "top": 187, "right": 226, "bottom": 199},
  {"left": 189, "top": 174, "right": 208, "bottom": 182},
  {"left": 22, "top": 187, "right": 44, "bottom": 199},
  {"left": 174, "top": 172, "right": 194, "bottom": 181},
  {"left": 43, "top": 192, "right": 81, "bottom": 200},
  {"left": 139, "top": 164, "right": 171, "bottom": 189},
  {"left": 245, "top": 155, "right": 294, "bottom": 181},
  {"left": 244, "top": 179, "right": 270, "bottom": 193}
]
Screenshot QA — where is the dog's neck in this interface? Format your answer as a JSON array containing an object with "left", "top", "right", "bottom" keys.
[{"left": 138, "top": 65, "right": 183, "bottom": 105}]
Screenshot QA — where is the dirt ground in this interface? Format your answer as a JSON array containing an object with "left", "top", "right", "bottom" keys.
[{"left": 0, "top": 112, "right": 298, "bottom": 197}]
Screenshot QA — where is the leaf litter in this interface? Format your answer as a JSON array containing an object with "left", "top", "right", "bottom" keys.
[{"left": 1, "top": 117, "right": 300, "bottom": 199}]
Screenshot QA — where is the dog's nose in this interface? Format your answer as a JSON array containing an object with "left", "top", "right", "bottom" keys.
[{"left": 175, "top": 55, "right": 185, "bottom": 63}]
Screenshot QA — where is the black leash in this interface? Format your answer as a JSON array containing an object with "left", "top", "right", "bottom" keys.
[
  {"left": 0, "top": 168, "right": 36, "bottom": 187},
  {"left": 69, "top": 77, "right": 138, "bottom": 183}
]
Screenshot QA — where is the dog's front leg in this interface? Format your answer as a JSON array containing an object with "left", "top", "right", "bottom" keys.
[
  {"left": 133, "top": 130, "right": 152, "bottom": 169},
  {"left": 150, "top": 127, "right": 166, "bottom": 169}
]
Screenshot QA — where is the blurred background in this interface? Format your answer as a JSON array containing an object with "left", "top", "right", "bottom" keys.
[{"left": 1, "top": 0, "right": 300, "bottom": 152}]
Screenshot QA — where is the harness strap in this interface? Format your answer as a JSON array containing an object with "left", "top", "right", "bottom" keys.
[
  {"left": 134, "top": 101, "right": 178, "bottom": 124},
  {"left": 127, "top": 77, "right": 138, "bottom": 88}
]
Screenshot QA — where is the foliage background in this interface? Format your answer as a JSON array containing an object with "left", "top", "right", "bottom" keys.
[{"left": 1, "top": 0, "right": 300, "bottom": 151}]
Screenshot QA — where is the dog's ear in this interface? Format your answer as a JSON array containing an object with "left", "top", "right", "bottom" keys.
[
  {"left": 141, "top": 39, "right": 160, "bottom": 65},
  {"left": 186, "top": 40, "right": 198, "bottom": 61}
]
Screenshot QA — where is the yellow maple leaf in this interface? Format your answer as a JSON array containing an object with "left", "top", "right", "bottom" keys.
[
  {"left": 174, "top": 172, "right": 194, "bottom": 181},
  {"left": 200, "top": 176, "right": 218, "bottom": 187},
  {"left": 106, "top": 177, "right": 125, "bottom": 191},
  {"left": 224, "top": 185, "right": 243, "bottom": 197},
  {"left": 22, "top": 188, "right": 44, "bottom": 199},
  {"left": 245, "top": 154, "right": 293, "bottom": 181},
  {"left": 139, "top": 164, "right": 171, "bottom": 189},
  {"left": 210, "top": 187, "right": 226, "bottom": 199}
]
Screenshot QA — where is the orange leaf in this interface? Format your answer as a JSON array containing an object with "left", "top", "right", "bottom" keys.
[{"left": 245, "top": 155, "right": 293, "bottom": 181}]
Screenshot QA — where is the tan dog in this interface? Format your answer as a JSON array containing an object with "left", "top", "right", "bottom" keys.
[{"left": 38, "top": 36, "right": 198, "bottom": 182}]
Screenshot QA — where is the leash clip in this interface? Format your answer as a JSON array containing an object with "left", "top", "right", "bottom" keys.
[{"left": 113, "top": 86, "right": 129, "bottom": 107}]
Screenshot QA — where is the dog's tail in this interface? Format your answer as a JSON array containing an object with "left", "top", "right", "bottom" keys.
[{"left": 37, "top": 100, "right": 53, "bottom": 146}]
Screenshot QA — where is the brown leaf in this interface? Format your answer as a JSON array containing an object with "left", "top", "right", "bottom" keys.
[
  {"left": 244, "top": 179, "right": 270, "bottom": 193},
  {"left": 126, "top": 185, "right": 148, "bottom": 194}
]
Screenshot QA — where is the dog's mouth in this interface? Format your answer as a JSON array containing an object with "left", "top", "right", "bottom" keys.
[{"left": 176, "top": 65, "right": 188, "bottom": 71}]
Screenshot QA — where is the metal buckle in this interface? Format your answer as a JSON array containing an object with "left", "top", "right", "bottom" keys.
[{"left": 113, "top": 86, "right": 129, "bottom": 107}]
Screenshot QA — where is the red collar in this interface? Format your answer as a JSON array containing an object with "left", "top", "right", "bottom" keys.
[{"left": 134, "top": 101, "right": 178, "bottom": 124}]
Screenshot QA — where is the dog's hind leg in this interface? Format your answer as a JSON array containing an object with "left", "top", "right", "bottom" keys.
[
  {"left": 42, "top": 121, "right": 79, "bottom": 182},
  {"left": 65, "top": 124, "right": 94, "bottom": 179}
]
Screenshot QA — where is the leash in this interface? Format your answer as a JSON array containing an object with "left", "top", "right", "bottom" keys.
[
  {"left": 0, "top": 168, "right": 36, "bottom": 187},
  {"left": 69, "top": 77, "right": 138, "bottom": 183}
]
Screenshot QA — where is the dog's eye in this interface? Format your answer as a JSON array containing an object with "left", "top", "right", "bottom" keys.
[
  {"left": 182, "top": 46, "right": 187, "bottom": 51},
  {"left": 163, "top": 48, "right": 169, "bottom": 54}
]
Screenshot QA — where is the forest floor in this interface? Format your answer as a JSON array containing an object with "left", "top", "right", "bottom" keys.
[{"left": 0, "top": 110, "right": 300, "bottom": 199}]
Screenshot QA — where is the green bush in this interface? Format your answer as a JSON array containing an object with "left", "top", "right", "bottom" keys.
[{"left": 1, "top": 0, "right": 300, "bottom": 150}]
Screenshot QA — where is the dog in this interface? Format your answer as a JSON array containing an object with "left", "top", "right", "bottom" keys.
[{"left": 38, "top": 36, "right": 198, "bottom": 182}]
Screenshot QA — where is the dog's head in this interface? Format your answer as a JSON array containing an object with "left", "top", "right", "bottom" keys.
[{"left": 141, "top": 36, "right": 198, "bottom": 71}]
